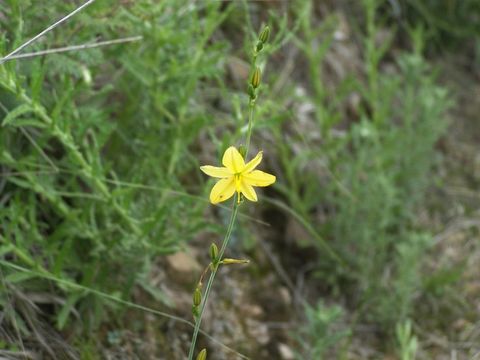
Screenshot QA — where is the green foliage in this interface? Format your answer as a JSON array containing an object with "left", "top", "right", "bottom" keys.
[
  {"left": 0, "top": 0, "right": 227, "bottom": 333},
  {"left": 270, "top": 0, "right": 452, "bottom": 333},
  {"left": 295, "top": 302, "right": 350, "bottom": 359},
  {"left": 401, "top": 0, "right": 480, "bottom": 48},
  {"left": 396, "top": 319, "right": 418, "bottom": 360},
  {"left": 329, "top": 51, "right": 450, "bottom": 326}
]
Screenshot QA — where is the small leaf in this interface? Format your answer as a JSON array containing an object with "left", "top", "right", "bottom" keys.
[
  {"left": 5, "top": 271, "right": 37, "bottom": 283},
  {"left": 8, "top": 118, "right": 46, "bottom": 128},
  {"left": 0, "top": 245, "right": 14, "bottom": 257},
  {"left": 57, "top": 293, "right": 82, "bottom": 330},
  {"left": 2, "top": 104, "right": 35, "bottom": 127}
]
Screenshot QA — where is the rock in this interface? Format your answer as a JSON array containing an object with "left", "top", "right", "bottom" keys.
[
  {"left": 242, "top": 304, "right": 264, "bottom": 318},
  {"left": 166, "top": 249, "right": 202, "bottom": 285},
  {"left": 246, "top": 318, "right": 270, "bottom": 345},
  {"left": 278, "top": 343, "right": 295, "bottom": 360},
  {"left": 278, "top": 287, "right": 292, "bottom": 307}
]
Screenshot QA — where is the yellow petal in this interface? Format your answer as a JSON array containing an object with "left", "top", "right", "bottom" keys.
[
  {"left": 242, "top": 170, "right": 276, "bottom": 187},
  {"left": 243, "top": 151, "right": 263, "bottom": 174},
  {"left": 209, "top": 177, "right": 235, "bottom": 204},
  {"left": 200, "top": 165, "right": 231, "bottom": 178},
  {"left": 222, "top": 146, "right": 245, "bottom": 173},
  {"left": 240, "top": 180, "right": 258, "bottom": 202}
]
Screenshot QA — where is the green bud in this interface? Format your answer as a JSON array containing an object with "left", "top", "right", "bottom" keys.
[
  {"left": 255, "top": 41, "right": 263, "bottom": 53},
  {"left": 196, "top": 349, "right": 207, "bottom": 360},
  {"left": 247, "top": 84, "right": 256, "bottom": 99},
  {"left": 251, "top": 67, "right": 261, "bottom": 89},
  {"left": 259, "top": 26, "right": 270, "bottom": 44},
  {"left": 81, "top": 66, "right": 92, "bottom": 85},
  {"left": 209, "top": 243, "right": 219, "bottom": 263},
  {"left": 193, "top": 287, "right": 202, "bottom": 307},
  {"left": 221, "top": 258, "right": 250, "bottom": 265},
  {"left": 192, "top": 304, "right": 199, "bottom": 318}
]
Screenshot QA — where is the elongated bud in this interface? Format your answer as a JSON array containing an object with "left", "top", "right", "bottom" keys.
[
  {"left": 259, "top": 26, "right": 270, "bottom": 44},
  {"left": 221, "top": 258, "right": 250, "bottom": 265},
  {"left": 209, "top": 243, "right": 218, "bottom": 263},
  {"left": 251, "top": 67, "right": 261, "bottom": 89},
  {"left": 193, "top": 287, "right": 202, "bottom": 307},
  {"left": 255, "top": 41, "right": 263, "bottom": 53},
  {"left": 192, "top": 304, "right": 199, "bottom": 318},
  {"left": 247, "top": 84, "right": 256, "bottom": 100},
  {"left": 196, "top": 349, "right": 207, "bottom": 360}
]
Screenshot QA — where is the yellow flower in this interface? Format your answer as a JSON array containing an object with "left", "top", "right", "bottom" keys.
[{"left": 200, "top": 146, "right": 276, "bottom": 204}]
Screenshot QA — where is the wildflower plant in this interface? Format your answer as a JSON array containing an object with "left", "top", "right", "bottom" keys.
[{"left": 187, "top": 26, "right": 273, "bottom": 360}]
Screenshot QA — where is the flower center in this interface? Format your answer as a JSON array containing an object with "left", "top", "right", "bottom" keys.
[{"left": 234, "top": 173, "right": 242, "bottom": 191}]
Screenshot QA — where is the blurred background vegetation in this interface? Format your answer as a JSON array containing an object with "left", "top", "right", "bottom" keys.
[{"left": 0, "top": 0, "right": 479, "bottom": 359}]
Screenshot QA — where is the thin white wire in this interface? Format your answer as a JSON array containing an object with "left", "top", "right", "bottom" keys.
[
  {"left": 4, "top": 36, "right": 143, "bottom": 60},
  {"left": 0, "top": 0, "right": 96, "bottom": 64}
]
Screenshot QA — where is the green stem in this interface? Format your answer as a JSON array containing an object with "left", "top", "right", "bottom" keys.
[
  {"left": 244, "top": 99, "right": 256, "bottom": 157},
  {"left": 244, "top": 46, "right": 258, "bottom": 158},
  {"left": 187, "top": 201, "right": 239, "bottom": 360}
]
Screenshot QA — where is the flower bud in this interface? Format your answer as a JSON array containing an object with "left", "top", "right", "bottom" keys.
[
  {"left": 255, "top": 41, "right": 263, "bottom": 53},
  {"left": 196, "top": 349, "right": 207, "bottom": 360},
  {"left": 209, "top": 243, "right": 218, "bottom": 263},
  {"left": 81, "top": 66, "right": 92, "bottom": 86},
  {"left": 221, "top": 258, "right": 250, "bottom": 265},
  {"left": 193, "top": 287, "right": 202, "bottom": 307},
  {"left": 251, "top": 67, "right": 261, "bottom": 89},
  {"left": 192, "top": 304, "right": 199, "bottom": 318},
  {"left": 259, "top": 26, "right": 270, "bottom": 44},
  {"left": 247, "top": 84, "right": 256, "bottom": 99}
]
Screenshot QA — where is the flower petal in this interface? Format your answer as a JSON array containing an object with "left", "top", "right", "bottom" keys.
[
  {"left": 242, "top": 170, "right": 276, "bottom": 187},
  {"left": 243, "top": 151, "right": 263, "bottom": 174},
  {"left": 209, "top": 177, "right": 236, "bottom": 204},
  {"left": 200, "top": 165, "right": 231, "bottom": 178},
  {"left": 240, "top": 180, "right": 258, "bottom": 202},
  {"left": 222, "top": 146, "right": 245, "bottom": 173}
]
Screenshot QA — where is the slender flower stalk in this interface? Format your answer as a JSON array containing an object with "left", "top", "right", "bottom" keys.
[
  {"left": 187, "top": 202, "right": 239, "bottom": 360},
  {"left": 244, "top": 98, "right": 256, "bottom": 157},
  {"left": 187, "top": 26, "right": 271, "bottom": 360}
]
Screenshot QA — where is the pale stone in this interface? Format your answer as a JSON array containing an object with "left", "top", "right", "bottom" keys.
[
  {"left": 278, "top": 343, "right": 295, "bottom": 360},
  {"left": 166, "top": 250, "right": 201, "bottom": 284}
]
